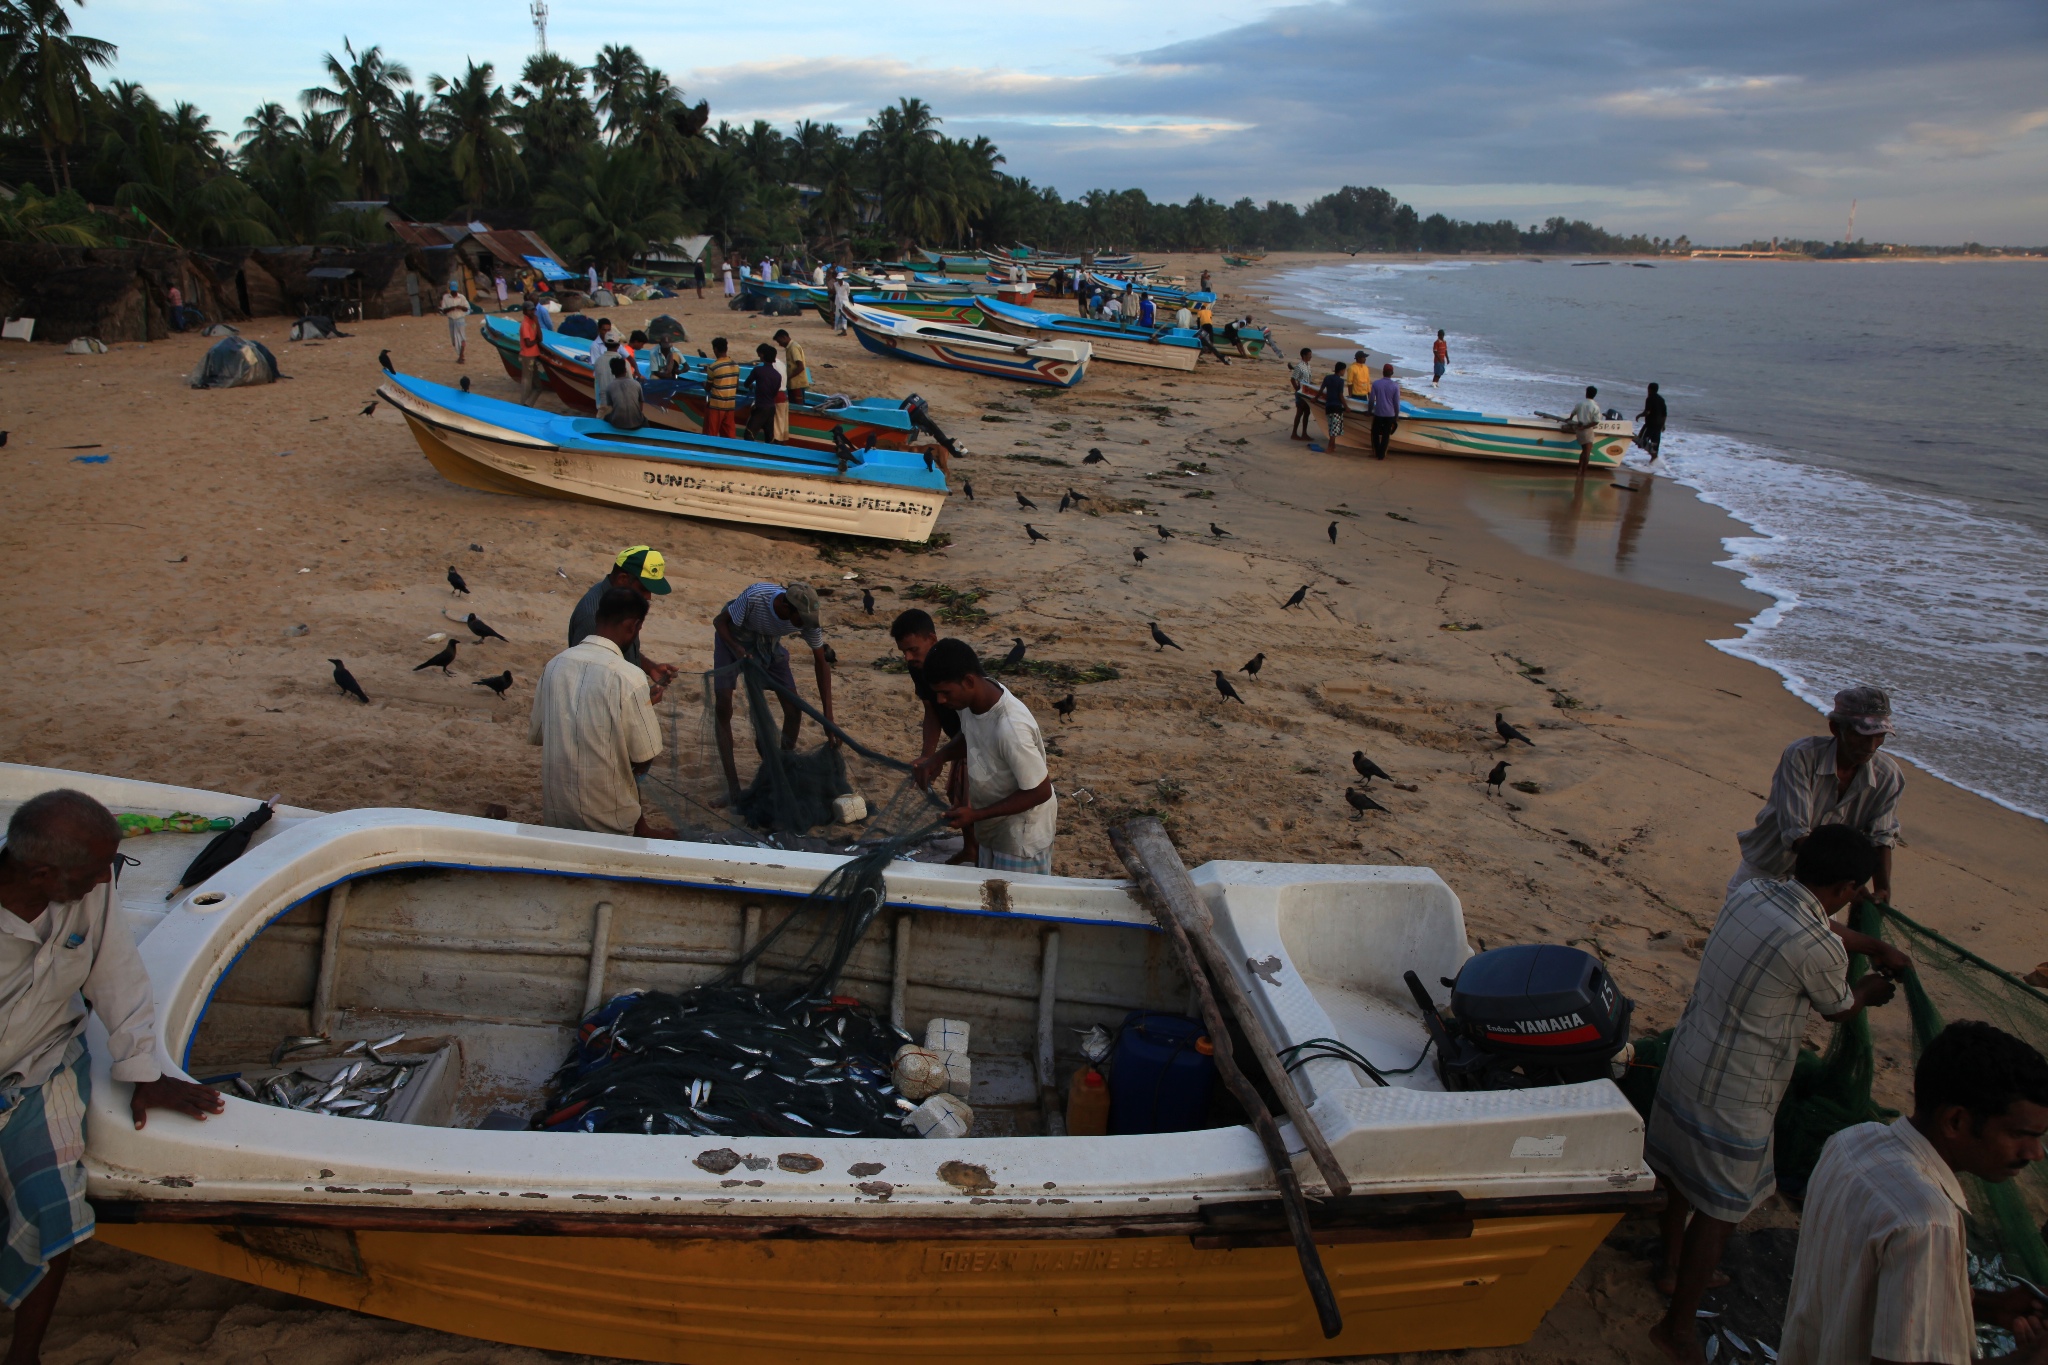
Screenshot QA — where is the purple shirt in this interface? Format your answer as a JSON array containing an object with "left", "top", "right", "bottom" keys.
[{"left": 1368, "top": 376, "right": 1402, "bottom": 418}]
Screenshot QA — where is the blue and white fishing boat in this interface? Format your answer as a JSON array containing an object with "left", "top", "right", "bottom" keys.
[
  {"left": 975, "top": 298, "right": 1202, "bottom": 372},
  {"left": 845, "top": 302, "right": 1090, "bottom": 388},
  {"left": 1082, "top": 271, "right": 1215, "bottom": 307},
  {"left": 378, "top": 372, "right": 949, "bottom": 542},
  {"left": 1299, "top": 380, "right": 1632, "bottom": 468}
]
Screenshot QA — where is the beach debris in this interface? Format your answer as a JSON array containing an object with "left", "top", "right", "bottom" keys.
[
  {"left": 447, "top": 567, "right": 469, "bottom": 595},
  {"left": 465, "top": 613, "right": 507, "bottom": 642},
  {"left": 1015, "top": 491, "right": 1036, "bottom": 510},
  {"left": 1024, "top": 524, "right": 1048, "bottom": 543},
  {"left": 1345, "top": 788, "right": 1387, "bottom": 818},
  {"left": 1283, "top": 585, "right": 1309, "bottom": 609},
  {"left": 167, "top": 797, "right": 278, "bottom": 900},
  {"left": 424, "top": 631, "right": 447, "bottom": 643},
  {"left": 415, "top": 640, "right": 458, "bottom": 675},
  {"left": 1486, "top": 761, "right": 1509, "bottom": 795},
  {"left": 329, "top": 663, "right": 370, "bottom": 703},
  {"left": 70, "top": 453, "right": 109, "bottom": 464},
  {"left": 556, "top": 566, "right": 569, "bottom": 578},
  {"left": 284, "top": 623, "right": 309, "bottom": 636},
  {"left": 1213, "top": 671, "right": 1245, "bottom": 704},
  {"left": 1352, "top": 752, "right": 1393, "bottom": 784},
  {"left": 1495, "top": 713, "right": 1536, "bottom": 747},
  {"left": 1148, "top": 623, "right": 1182, "bottom": 652},
  {"left": 1240, "top": 653, "right": 1264, "bottom": 676},
  {"left": 475, "top": 670, "right": 513, "bottom": 699}
]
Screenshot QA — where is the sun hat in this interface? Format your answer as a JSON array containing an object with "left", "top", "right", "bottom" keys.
[
  {"left": 1828, "top": 684, "right": 1895, "bottom": 735},
  {"left": 614, "top": 546, "right": 671, "bottom": 595},
  {"left": 781, "top": 581, "right": 821, "bottom": 629}
]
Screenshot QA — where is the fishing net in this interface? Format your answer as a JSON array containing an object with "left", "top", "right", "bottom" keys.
[{"left": 543, "top": 630, "right": 954, "bottom": 1138}]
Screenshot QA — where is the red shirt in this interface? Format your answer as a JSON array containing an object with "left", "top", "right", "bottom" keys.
[
  {"left": 518, "top": 314, "right": 542, "bottom": 358},
  {"left": 1432, "top": 338, "right": 1448, "bottom": 361}
]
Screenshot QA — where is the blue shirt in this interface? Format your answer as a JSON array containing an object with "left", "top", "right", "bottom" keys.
[
  {"left": 1368, "top": 376, "right": 1402, "bottom": 418},
  {"left": 1319, "top": 375, "right": 1347, "bottom": 411},
  {"left": 1139, "top": 298, "right": 1155, "bottom": 326}
]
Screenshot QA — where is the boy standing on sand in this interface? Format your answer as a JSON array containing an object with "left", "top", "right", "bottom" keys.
[
  {"left": 1290, "top": 347, "right": 1315, "bottom": 440},
  {"left": 891, "top": 610, "right": 976, "bottom": 864},
  {"left": 774, "top": 329, "right": 809, "bottom": 407},
  {"left": 1319, "top": 362, "right": 1348, "bottom": 447},
  {"left": 911, "top": 639, "right": 1057, "bottom": 875},
  {"left": 517, "top": 301, "right": 545, "bottom": 405},
  {"left": 1432, "top": 330, "right": 1448, "bottom": 384},
  {"left": 705, "top": 338, "right": 740, "bottom": 439}
]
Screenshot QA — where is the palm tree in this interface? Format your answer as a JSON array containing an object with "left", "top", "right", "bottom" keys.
[
  {"left": 513, "top": 52, "right": 595, "bottom": 186},
  {"left": 302, "top": 38, "right": 411, "bottom": 197},
  {"left": 538, "top": 144, "right": 685, "bottom": 274},
  {"left": 0, "top": 0, "right": 117, "bottom": 189},
  {"left": 429, "top": 59, "right": 522, "bottom": 205},
  {"left": 97, "top": 83, "right": 271, "bottom": 246},
  {"left": 0, "top": 182, "right": 103, "bottom": 244},
  {"left": 806, "top": 141, "right": 862, "bottom": 259},
  {"left": 610, "top": 67, "right": 708, "bottom": 183},
  {"left": 587, "top": 44, "right": 648, "bottom": 142},
  {"left": 736, "top": 119, "right": 785, "bottom": 187},
  {"left": 786, "top": 119, "right": 841, "bottom": 183}
]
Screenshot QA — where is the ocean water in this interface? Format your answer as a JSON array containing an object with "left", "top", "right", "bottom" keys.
[{"left": 1268, "top": 258, "right": 2048, "bottom": 823}]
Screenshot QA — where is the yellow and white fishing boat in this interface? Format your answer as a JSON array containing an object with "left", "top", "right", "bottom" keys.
[
  {"left": 7, "top": 762, "right": 1653, "bottom": 1364},
  {"left": 1302, "top": 383, "right": 1634, "bottom": 468}
]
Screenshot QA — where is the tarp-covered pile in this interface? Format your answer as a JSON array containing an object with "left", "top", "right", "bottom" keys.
[{"left": 187, "top": 336, "right": 281, "bottom": 389}]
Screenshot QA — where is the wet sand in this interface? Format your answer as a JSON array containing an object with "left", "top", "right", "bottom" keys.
[{"left": 2, "top": 252, "right": 2043, "bottom": 1363}]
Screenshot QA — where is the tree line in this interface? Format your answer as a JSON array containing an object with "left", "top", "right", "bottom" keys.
[{"left": 0, "top": 3, "right": 1670, "bottom": 266}]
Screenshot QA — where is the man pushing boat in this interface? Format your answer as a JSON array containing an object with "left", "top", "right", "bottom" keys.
[{"left": 711, "top": 581, "right": 835, "bottom": 806}]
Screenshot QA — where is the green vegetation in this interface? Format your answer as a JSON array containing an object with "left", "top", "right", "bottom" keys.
[
  {"left": 1005, "top": 453, "right": 1069, "bottom": 467},
  {"left": 1010, "top": 659, "right": 1119, "bottom": 685},
  {"left": 903, "top": 582, "right": 988, "bottom": 625}
]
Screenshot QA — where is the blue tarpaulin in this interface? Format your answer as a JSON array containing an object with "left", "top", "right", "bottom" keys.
[{"left": 524, "top": 255, "right": 576, "bottom": 282}]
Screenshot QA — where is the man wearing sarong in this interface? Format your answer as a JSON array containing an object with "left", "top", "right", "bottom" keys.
[
  {"left": 1647, "top": 824, "right": 1908, "bottom": 1365},
  {"left": 710, "top": 581, "right": 833, "bottom": 806}
]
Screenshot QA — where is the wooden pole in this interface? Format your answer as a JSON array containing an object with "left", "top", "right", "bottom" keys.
[
  {"left": 1110, "top": 819, "right": 1343, "bottom": 1339},
  {"left": 1112, "top": 818, "right": 1352, "bottom": 1199},
  {"left": 310, "top": 881, "right": 350, "bottom": 1034}
]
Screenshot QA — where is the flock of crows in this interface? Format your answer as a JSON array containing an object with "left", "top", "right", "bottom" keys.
[{"left": 325, "top": 565, "right": 515, "bottom": 708}]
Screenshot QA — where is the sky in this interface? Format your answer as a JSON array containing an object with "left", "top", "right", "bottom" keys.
[{"left": 90, "top": 0, "right": 2048, "bottom": 244}]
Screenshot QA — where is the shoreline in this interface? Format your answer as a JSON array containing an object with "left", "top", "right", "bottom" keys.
[{"left": 2, "top": 251, "right": 2045, "bottom": 1363}]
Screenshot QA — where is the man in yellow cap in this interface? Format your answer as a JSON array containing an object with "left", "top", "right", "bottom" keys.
[{"left": 569, "top": 547, "right": 681, "bottom": 701}]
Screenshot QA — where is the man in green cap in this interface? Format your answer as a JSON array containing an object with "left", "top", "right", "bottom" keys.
[
  {"left": 569, "top": 547, "right": 681, "bottom": 701},
  {"left": 710, "top": 580, "right": 835, "bottom": 804}
]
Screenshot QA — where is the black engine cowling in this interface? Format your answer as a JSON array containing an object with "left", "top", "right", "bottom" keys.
[{"left": 1405, "top": 943, "right": 1632, "bottom": 1091}]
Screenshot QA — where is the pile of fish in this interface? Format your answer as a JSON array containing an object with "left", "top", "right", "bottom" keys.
[
  {"left": 224, "top": 1032, "right": 431, "bottom": 1120},
  {"left": 539, "top": 984, "right": 915, "bottom": 1139}
]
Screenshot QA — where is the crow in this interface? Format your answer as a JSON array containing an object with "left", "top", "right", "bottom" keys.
[
  {"left": 1016, "top": 491, "right": 1037, "bottom": 510},
  {"left": 1132, "top": 547, "right": 1147, "bottom": 565},
  {"left": 329, "top": 658, "right": 369, "bottom": 703},
  {"left": 823, "top": 644, "right": 839, "bottom": 666},
  {"left": 475, "top": 670, "right": 513, "bottom": 699},
  {"left": 415, "top": 640, "right": 458, "bottom": 675},
  {"left": 358, "top": 401, "right": 377, "bottom": 417},
  {"left": 1058, "top": 493, "right": 1071, "bottom": 513},
  {"left": 1025, "top": 523, "right": 1049, "bottom": 543},
  {"left": 1149, "top": 622, "right": 1182, "bottom": 652},
  {"left": 1352, "top": 751, "right": 1393, "bottom": 784},
  {"left": 1210, "top": 523, "right": 1231, "bottom": 537},
  {"left": 0, "top": 432, "right": 8, "bottom": 448},
  {"left": 1213, "top": 670, "right": 1246, "bottom": 704},
  {"left": 862, "top": 588, "right": 875, "bottom": 615},
  {"left": 1240, "top": 652, "right": 1265, "bottom": 676},
  {"left": 1001, "top": 638, "right": 1027, "bottom": 671},
  {"left": 1327, "top": 521, "right": 1338, "bottom": 544},
  {"left": 1345, "top": 787, "right": 1387, "bottom": 817},
  {"left": 458, "top": 375, "right": 471, "bottom": 393},
  {"left": 466, "top": 613, "right": 507, "bottom": 643},
  {"left": 1083, "top": 448, "right": 1108, "bottom": 465},
  {"left": 963, "top": 478, "right": 975, "bottom": 500},
  {"left": 1486, "top": 760, "right": 1510, "bottom": 795},
  {"left": 447, "top": 566, "right": 469, "bottom": 595},
  {"left": 1066, "top": 488, "right": 1089, "bottom": 503},
  {"left": 378, "top": 349, "right": 394, "bottom": 374},
  {"left": 1155, "top": 525, "right": 1174, "bottom": 540},
  {"left": 1282, "top": 584, "right": 1309, "bottom": 609},
  {"left": 1495, "top": 712, "right": 1535, "bottom": 746},
  {"left": 1053, "top": 693, "right": 1076, "bottom": 723}
]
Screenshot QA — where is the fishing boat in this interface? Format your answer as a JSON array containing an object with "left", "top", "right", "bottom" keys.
[
  {"left": 845, "top": 302, "right": 1090, "bottom": 388},
  {"left": 1081, "top": 270, "right": 1215, "bottom": 307},
  {"left": 813, "top": 295, "right": 988, "bottom": 327},
  {"left": 1221, "top": 253, "right": 1266, "bottom": 268},
  {"left": 379, "top": 372, "right": 948, "bottom": 541},
  {"left": 976, "top": 298, "right": 1201, "bottom": 372},
  {"left": 1302, "top": 383, "right": 1633, "bottom": 468},
  {"left": 13, "top": 759, "right": 1653, "bottom": 1365}
]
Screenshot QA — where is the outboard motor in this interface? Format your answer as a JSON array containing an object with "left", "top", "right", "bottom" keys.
[
  {"left": 899, "top": 394, "right": 963, "bottom": 467},
  {"left": 1404, "top": 944, "right": 1632, "bottom": 1091}
]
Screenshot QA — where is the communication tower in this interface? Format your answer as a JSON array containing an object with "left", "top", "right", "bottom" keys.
[{"left": 531, "top": 0, "right": 549, "bottom": 54}]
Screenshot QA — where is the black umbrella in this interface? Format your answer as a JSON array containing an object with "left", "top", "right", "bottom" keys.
[{"left": 168, "top": 796, "right": 279, "bottom": 900}]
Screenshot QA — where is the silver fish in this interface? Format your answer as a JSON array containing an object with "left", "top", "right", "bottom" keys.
[
  {"left": 338, "top": 1061, "right": 365, "bottom": 1085},
  {"left": 1758, "top": 1343, "right": 1777, "bottom": 1362},
  {"left": 342, "top": 1039, "right": 368, "bottom": 1056},
  {"left": 355, "top": 1085, "right": 395, "bottom": 1099},
  {"left": 1704, "top": 1334, "right": 1719, "bottom": 1363},
  {"left": 781, "top": 1111, "right": 814, "bottom": 1126},
  {"left": 263, "top": 1078, "right": 293, "bottom": 1106},
  {"left": 1724, "top": 1329, "right": 1751, "bottom": 1354},
  {"left": 372, "top": 1031, "right": 406, "bottom": 1051},
  {"left": 743, "top": 1068, "right": 764, "bottom": 1081},
  {"left": 271, "top": 1036, "right": 328, "bottom": 1065},
  {"left": 318, "top": 1082, "right": 346, "bottom": 1105},
  {"left": 231, "top": 1076, "right": 259, "bottom": 1100},
  {"left": 1696, "top": 1310, "right": 1720, "bottom": 1319}
]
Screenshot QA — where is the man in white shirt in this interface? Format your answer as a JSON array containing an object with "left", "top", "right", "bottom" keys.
[
  {"left": 0, "top": 790, "right": 223, "bottom": 1350},
  {"left": 721, "top": 260, "right": 735, "bottom": 298},
  {"left": 529, "top": 588, "right": 664, "bottom": 836},
  {"left": 1289, "top": 347, "right": 1315, "bottom": 440},
  {"left": 1174, "top": 304, "right": 1193, "bottom": 330},
  {"left": 1777, "top": 1020, "right": 2048, "bottom": 1365},
  {"left": 1568, "top": 384, "right": 1605, "bottom": 470},
  {"left": 910, "top": 639, "right": 1057, "bottom": 874},
  {"left": 438, "top": 281, "right": 472, "bottom": 363},
  {"left": 586, "top": 318, "right": 618, "bottom": 404},
  {"left": 1734, "top": 685, "right": 1904, "bottom": 901}
]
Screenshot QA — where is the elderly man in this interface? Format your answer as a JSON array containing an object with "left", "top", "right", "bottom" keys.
[
  {"left": 1733, "top": 684, "right": 1903, "bottom": 903},
  {"left": 0, "top": 790, "right": 223, "bottom": 1357},
  {"left": 710, "top": 581, "right": 835, "bottom": 806},
  {"left": 568, "top": 547, "right": 681, "bottom": 703},
  {"left": 531, "top": 587, "right": 664, "bottom": 836},
  {"left": 1647, "top": 825, "right": 1908, "bottom": 1365},
  {"left": 1779, "top": 1020, "right": 2048, "bottom": 1365}
]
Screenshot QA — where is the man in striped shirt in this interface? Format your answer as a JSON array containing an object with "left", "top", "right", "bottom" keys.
[
  {"left": 710, "top": 581, "right": 834, "bottom": 805},
  {"left": 704, "top": 337, "right": 740, "bottom": 439}
]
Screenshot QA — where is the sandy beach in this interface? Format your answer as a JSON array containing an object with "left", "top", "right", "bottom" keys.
[{"left": 2, "top": 250, "right": 2043, "bottom": 1363}]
